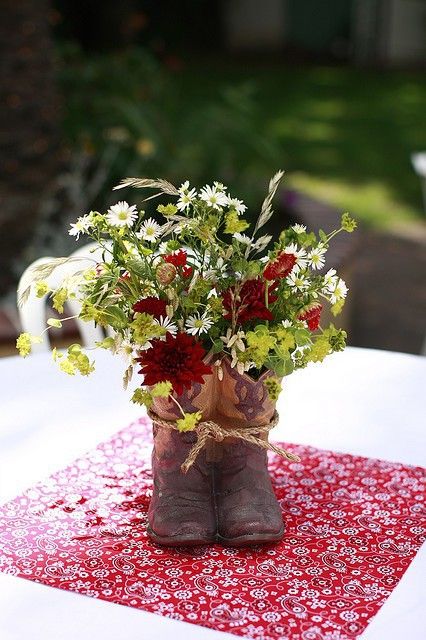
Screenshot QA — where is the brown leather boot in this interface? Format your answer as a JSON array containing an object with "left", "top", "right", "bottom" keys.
[
  {"left": 147, "top": 379, "right": 217, "bottom": 546},
  {"left": 213, "top": 358, "right": 285, "bottom": 546}
]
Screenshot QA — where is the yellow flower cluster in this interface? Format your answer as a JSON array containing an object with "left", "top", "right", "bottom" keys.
[
  {"left": 16, "top": 333, "right": 42, "bottom": 357},
  {"left": 53, "top": 344, "right": 95, "bottom": 376}
]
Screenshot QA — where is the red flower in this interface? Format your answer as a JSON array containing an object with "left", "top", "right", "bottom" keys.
[
  {"left": 264, "top": 252, "right": 297, "bottom": 280},
  {"left": 299, "top": 304, "right": 322, "bottom": 331},
  {"left": 182, "top": 265, "right": 193, "bottom": 279},
  {"left": 137, "top": 332, "right": 212, "bottom": 395},
  {"left": 222, "top": 278, "right": 278, "bottom": 324},
  {"left": 164, "top": 250, "right": 187, "bottom": 267},
  {"left": 132, "top": 296, "right": 167, "bottom": 320}
]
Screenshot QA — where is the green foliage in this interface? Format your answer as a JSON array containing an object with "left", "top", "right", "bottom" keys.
[
  {"left": 341, "top": 212, "right": 357, "bottom": 233},
  {"left": 16, "top": 333, "right": 42, "bottom": 357},
  {"left": 264, "top": 376, "right": 282, "bottom": 401},
  {"left": 57, "top": 46, "right": 280, "bottom": 213},
  {"left": 52, "top": 288, "right": 68, "bottom": 313},
  {"left": 176, "top": 411, "right": 203, "bottom": 432}
]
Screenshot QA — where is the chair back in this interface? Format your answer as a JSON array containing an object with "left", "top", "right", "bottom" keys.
[{"left": 17, "top": 242, "right": 107, "bottom": 353}]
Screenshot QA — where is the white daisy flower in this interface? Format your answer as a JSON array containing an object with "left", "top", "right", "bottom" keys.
[
  {"left": 282, "top": 320, "right": 292, "bottom": 328},
  {"left": 137, "top": 217, "right": 162, "bottom": 243},
  {"left": 155, "top": 316, "right": 178, "bottom": 336},
  {"left": 199, "top": 185, "right": 228, "bottom": 210},
  {"left": 286, "top": 270, "right": 311, "bottom": 291},
  {"left": 329, "top": 278, "right": 348, "bottom": 304},
  {"left": 226, "top": 197, "right": 247, "bottom": 214},
  {"left": 213, "top": 181, "right": 227, "bottom": 191},
  {"left": 178, "top": 180, "right": 190, "bottom": 193},
  {"left": 292, "top": 223, "right": 306, "bottom": 234},
  {"left": 284, "top": 242, "right": 308, "bottom": 270},
  {"left": 106, "top": 201, "right": 138, "bottom": 228},
  {"left": 234, "top": 232, "right": 251, "bottom": 245},
  {"left": 177, "top": 181, "right": 197, "bottom": 211},
  {"left": 157, "top": 241, "right": 170, "bottom": 254},
  {"left": 308, "top": 245, "right": 327, "bottom": 270},
  {"left": 322, "top": 268, "right": 338, "bottom": 292},
  {"left": 68, "top": 214, "right": 93, "bottom": 239},
  {"left": 115, "top": 338, "right": 134, "bottom": 364},
  {"left": 185, "top": 312, "right": 214, "bottom": 336}
]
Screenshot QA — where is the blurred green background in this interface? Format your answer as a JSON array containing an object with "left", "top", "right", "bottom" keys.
[
  {"left": 1, "top": 0, "right": 425, "bottom": 354},
  {"left": 59, "top": 46, "right": 426, "bottom": 227}
]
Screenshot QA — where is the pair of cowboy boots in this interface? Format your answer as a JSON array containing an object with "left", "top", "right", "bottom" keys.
[{"left": 147, "top": 358, "right": 284, "bottom": 546}]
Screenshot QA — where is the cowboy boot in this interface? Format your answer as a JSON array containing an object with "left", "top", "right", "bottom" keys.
[
  {"left": 213, "top": 358, "right": 284, "bottom": 546},
  {"left": 147, "top": 377, "right": 217, "bottom": 546}
]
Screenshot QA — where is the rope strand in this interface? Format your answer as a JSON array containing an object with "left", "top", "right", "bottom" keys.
[{"left": 147, "top": 409, "right": 300, "bottom": 473}]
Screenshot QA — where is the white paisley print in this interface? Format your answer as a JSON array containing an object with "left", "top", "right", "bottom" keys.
[{"left": 0, "top": 418, "right": 424, "bottom": 640}]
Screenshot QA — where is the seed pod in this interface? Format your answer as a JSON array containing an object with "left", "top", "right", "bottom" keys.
[{"left": 156, "top": 262, "right": 176, "bottom": 285}]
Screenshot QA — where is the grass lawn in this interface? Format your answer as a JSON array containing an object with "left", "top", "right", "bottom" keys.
[{"left": 176, "top": 62, "right": 426, "bottom": 229}]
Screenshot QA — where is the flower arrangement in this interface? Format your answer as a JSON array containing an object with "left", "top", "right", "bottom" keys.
[{"left": 17, "top": 171, "right": 356, "bottom": 432}]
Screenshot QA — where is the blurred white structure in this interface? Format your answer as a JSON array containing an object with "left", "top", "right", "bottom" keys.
[
  {"left": 353, "top": 0, "right": 426, "bottom": 66},
  {"left": 17, "top": 243, "right": 107, "bottom": 353},
  {"left": 411, "top": 152, "right": 426, "bottom": 215},
  {"left": 224, "top": 0, "right": 426, "bottom": 67}
]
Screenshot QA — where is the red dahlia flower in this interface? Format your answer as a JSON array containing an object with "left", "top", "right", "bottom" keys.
[
  {"left": 164, "top": 250, "right": 187, "bottom": 267},
  {"left": 264, "top": 252, "right": 297, "bottom": 280},
  {"left": 137, "top": 332, "right": 212, "bottom": 395},
  {"left": 132, "top": 296, "right": 167, "bottom": 320},
  {"left": 222, "top": 278, "right": 278, "bottom": 324},
  {"left": 299, "top": 304, "right": 322, "bottom": 331}
]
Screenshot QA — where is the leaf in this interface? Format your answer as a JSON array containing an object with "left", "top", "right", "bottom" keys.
[
  {"left": 17, "top": 257, "right": 92, "bottom": 309},
  {"left": 104, "top": 305, "right": 128, "bottom": 329},
  {"left": 265, "top": 356, "right": 293, "bottom": 377},
  {"left": 126, "top": 258, "right": 148, "bottom": 277},
  {"left": 113, "top": 177, "right": 179, "bottom": 196},
  {"left": 47, "top": 318, "right": 62, "bottom": 328},
  {"left": 331, "top": 299, "right": 345, "bottom": 316},
  {"left": 212, "top": 339, "right": 224, "bottom": 354},
  {"left": 253, "top": 170, "right": 285, "bottom": 235},
  {"left": 295, "top": 328, "right": 312, "bottom": 346},
  {"left": 319, "top": 229, "right": 328, "bottom": 243}
]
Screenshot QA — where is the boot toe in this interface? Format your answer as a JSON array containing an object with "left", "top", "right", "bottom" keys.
[
  {"left": 148, "top": 499, "right": 216, "bottom": 546},
  {"left": 217, "top": 494, "right": 284, "bottom": 545}
]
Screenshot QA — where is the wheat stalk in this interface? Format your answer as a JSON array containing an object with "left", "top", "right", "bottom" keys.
[
  {"left": 17, "top": 257, "right": 93, "bottom": 309},
  {"left": 113, "top": 177, "right": 179, "bottom": 196},
  {"left": 253, "top": 170, "right": 285, "bottom": 235}
]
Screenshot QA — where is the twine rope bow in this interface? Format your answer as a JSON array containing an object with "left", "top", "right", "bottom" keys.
[{"left": 147, "top": 409, "right": 300, "bottom": 473}]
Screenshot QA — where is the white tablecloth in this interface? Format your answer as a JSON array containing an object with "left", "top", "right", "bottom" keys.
[{"left": 0, "top": 347, "right": 425, "bottom": 640}]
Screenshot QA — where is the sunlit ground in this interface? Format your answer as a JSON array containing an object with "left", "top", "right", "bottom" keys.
[{"left": 178, "top": 63, "right": 426, "bottom": 228}]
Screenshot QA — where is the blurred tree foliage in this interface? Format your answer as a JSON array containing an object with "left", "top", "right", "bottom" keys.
[
  {"left": 0, "top": 0, "right": 60, "bottom": 296},
  {"left": 58, "top": 44, "right": 280, "bottom": 212}
]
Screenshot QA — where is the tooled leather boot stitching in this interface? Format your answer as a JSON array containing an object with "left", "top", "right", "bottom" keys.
[
  {"left": 214, "top": 439, "right": 284, "bottom": 546},
  {"left": 213, "top": 357, "right": 285, "bottom": 546},
  {"left": 147, "top": 424, "right": 216, "bottom": 546},
  {"left": 147, "top": 375, "right": 217, "bottom": 546}
]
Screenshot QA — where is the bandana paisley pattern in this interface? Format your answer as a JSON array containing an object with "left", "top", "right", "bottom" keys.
[{"left": 0, "top": 417, "right": 424, "bottom": 640}]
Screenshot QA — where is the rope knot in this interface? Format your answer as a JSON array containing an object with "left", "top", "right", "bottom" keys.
[
  {"left": 148, "top": 408, "right": 300, "bottom": 473},
  {"left": 201, "top": 423, "right": 224, "bottom": 442}
]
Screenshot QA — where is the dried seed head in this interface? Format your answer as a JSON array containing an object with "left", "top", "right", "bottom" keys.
[{"left": 156, "top": 263, "right": 176, "bottom": 285}]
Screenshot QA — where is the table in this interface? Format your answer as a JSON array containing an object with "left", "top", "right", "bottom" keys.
[{"left": 0, "top": 347, "right": 425, "bottom": 640}]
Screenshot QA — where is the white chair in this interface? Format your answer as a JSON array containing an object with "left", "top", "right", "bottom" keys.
[{"left": 17, "top": 242, "right": 109, "bottom": 353}]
